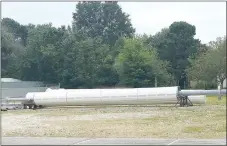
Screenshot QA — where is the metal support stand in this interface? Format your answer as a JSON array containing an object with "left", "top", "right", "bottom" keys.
[
  {"left": 28, "top": 105, "right": 32, "bottom": 109},
  {"left": 38, "top": 105, "right": 44, "bottom": 109},
  {"left": 175, "top": 95, "right": 193, "bottom": 107},
  {"left": 23, "top": 105, "right": 27, "bottom": 109},
  {"left": 33, "top": 105, "right": 37, "bottom": 110}
]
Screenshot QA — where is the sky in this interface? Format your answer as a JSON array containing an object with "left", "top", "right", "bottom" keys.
[{"left": 2, "top": 2, "right": 226, "bottom": 44}]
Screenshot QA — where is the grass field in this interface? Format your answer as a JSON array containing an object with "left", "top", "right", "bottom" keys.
[{"left": 1, "top": 96, "right": 226, "bottom": 139}]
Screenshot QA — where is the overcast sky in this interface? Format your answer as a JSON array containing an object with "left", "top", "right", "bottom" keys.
[{"left": 2, "top": 2, "right": 226, "bottom": 44}]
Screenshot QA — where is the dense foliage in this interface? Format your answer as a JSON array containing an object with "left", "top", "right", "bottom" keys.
[
  {"left": 1, "top": 2, "right": 226, "bottom": 89},
  {"left": 187, "top": 37, "right": 226, "bottom": 88}
]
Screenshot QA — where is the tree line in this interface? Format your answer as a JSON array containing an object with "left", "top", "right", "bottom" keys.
[{"left": 1, "top": 1, "right": 226, "bottom": 89}]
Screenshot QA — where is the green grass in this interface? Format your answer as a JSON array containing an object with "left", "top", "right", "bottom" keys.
[
  {"left": 183, "top": 126, "right": 205, "bottom": 133},
  {"left": 206, "top": 95, "right": 226, "bottom": 105}
]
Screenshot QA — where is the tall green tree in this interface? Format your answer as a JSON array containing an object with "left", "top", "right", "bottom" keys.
[
  {"left": 1, "top": 18, "right": 28, "bottom": 46},
  {"left": 114, "top": 38, "right": 174, "bottom": 88},
  {"left": 1, "top": 25, "right": 25, "bottom": 78},
  {"left": 20, "top": 23, "right": 66, "bottom": 83},
  {"left": 187, "top": 36, "right": 226, "bottom": 88},
  {"left": 71, "top": 37, "right": 119, "bottom": 88},
  {"left": 71, "top": 1, "right": 133, "bottom": 88},
  {"left": 148, "top": 22, "right": 201, "bottom": 88},
  {"left": 72, "top": 1, "right": 135, "bottom": 47}
]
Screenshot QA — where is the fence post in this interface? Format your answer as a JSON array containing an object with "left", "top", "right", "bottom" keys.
[
  {"left": 155, "top": 77, "right": 157, "bottom": 87},
  {"left": 218, "top": 85, "right": 222, "bottom": 100}
]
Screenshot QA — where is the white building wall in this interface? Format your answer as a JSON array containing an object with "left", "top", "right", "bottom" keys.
[
  {"left": 1, "top": 87, "right": 48, "bottom": 98},
  {"left": 1, "top": 79, "right": 60, "bottom": 99}
]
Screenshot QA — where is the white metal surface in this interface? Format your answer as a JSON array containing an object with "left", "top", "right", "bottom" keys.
[
  {"left": 188, "top": 95, "right": 206, "bottom": 104},
  {"left": 179, "top": 89, "right": 226, "bottom": 96},
  {"left": 26, "top": 86, "right": 180, "bottom": 106}
]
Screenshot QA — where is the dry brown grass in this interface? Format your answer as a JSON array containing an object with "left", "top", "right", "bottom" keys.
[{"left": 1, "top": 96, "right": 226, "bottom": 139}]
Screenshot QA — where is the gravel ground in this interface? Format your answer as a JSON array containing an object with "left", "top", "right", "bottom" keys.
[{"left": 1, "top": 104, "right": 226, "bottom": 138}]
